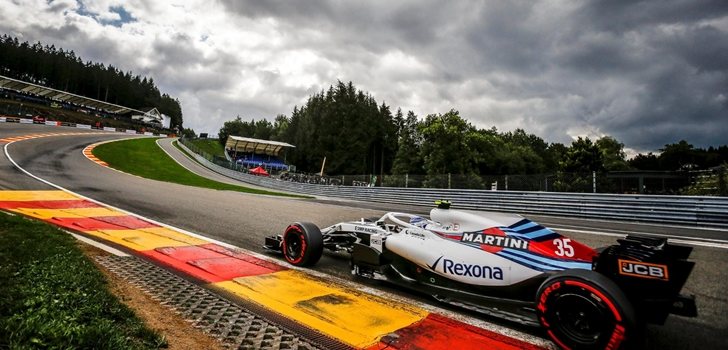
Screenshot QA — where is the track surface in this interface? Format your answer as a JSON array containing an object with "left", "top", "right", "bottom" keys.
[{"left": 2, "top": 123, "right": 727, "bottom": 349}]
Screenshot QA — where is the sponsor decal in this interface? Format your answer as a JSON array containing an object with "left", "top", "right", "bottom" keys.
[
  {"left": 370, "top": 236, "right": 383, "bottom": 251},
  {"left": 618, "top": 259, "right": 669, "bottom": 281},
  {"left": 404, "top": 229, "right": 426, "bottom": 239},
  {"left": 461, "top": 232, "right": 529, "bottom": 250},
  {"left": 354, "top": 225, "right": 380, "bottom": 234},
  {"left": 429, "top": 256, "right": 504, "bottom": 280},
  {"left": 442, "top": 223, "right": 460, "bottom": 231}
]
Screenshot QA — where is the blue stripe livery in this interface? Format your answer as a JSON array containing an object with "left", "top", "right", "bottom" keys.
[{"left": 505, "top": 219, "right": 559, "bottom": 241}]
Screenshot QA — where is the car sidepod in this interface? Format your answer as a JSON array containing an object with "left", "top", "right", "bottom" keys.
[{"left": 385, "top": 232, "right": 543, "bottom": 286}]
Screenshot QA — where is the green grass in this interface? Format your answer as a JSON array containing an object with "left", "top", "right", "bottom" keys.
[
  {"left": 93, "top": 138, "right": 307, "bottom": 198},
  {"left": 187, "top": 138, "right": 225, "bottom": 158},
  {"left": 0, "top": 213, "right": 167, "bottom": 349}
]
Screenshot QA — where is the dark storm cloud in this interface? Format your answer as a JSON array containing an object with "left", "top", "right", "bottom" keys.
[
  {"left": 220, "top": 0, "right": 460, "bottom": 52},
  {"left": 2, "top": 0, "right": 725, "bottom": 151},
  {"left": 577, "top": 0, "right": 728, "bottom": 33}
]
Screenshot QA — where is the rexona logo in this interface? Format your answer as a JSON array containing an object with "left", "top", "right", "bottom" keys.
[
  {"left": 429, "top": 256, "right": 504, "bottom": 280},
  {"left": 461, "top": 232, "right": 529, "bottom": 250},
  {"left": 618, "top": 259, "right": 669, "bottom": 281}
]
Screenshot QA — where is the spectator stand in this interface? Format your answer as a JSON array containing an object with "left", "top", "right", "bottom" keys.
[
  {"left": 0, "top": 74, "right": 136, "bottom": 115},
  {"left": 0, "top": 74, "right": 171, "bottom": 133},
  {"left": 224, "top": 136, "right": 295, "bottom": 175}
]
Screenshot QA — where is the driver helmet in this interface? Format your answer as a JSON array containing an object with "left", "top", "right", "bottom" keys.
[{"left": 409, "top": 216, "right": 428, "bottom": 228}]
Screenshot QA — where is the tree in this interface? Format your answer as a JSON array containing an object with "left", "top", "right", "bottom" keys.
[
  {"left": 555, "top": 137, "right": 603, "bottom": 192},
  {"left": 279, "top": 81, "right": 398, "bottom": 175},
  {"left": 391, "top": 110, "right": 424, "bottom": 175},
  {"left": 253, "top": 119, "right": 274, "bottom": 140},
  {"left": 630, "top": 143, "right": 728, "bottom": 171},
  {"left": 159, "top": 94, "right": 183, "bottom": 130},
  {"left": 659, "top": 140, "right": 697, "bottom": 170},
  {"left": 418, "top": 110, "right": 481, "bottom": 187},
  {"left": 545, "top": 143, "right": 568, "bottom": 173},
  {"left": 218, "top": 116, "right": 253, "bottom": 144},
  {"left": 181, "top": 128, "right": 196, "bottom": 138},
  {"left": 595, "top": 136, "right": 629, "bottom": 171},
  {"left": 271, "top": 114, "right": 289, "bottom": 141},
  {"left": 630, "top": 152, "right": 660, "bottom": 170},
  {"left": 502, "top": 128, "right": 549, "bottom": 172},
  {"left": 561, "top": 137, "right": 604, "bottom": 173},
  {"left": 468, "top": 127, "right": 507, "bottom": 174}
]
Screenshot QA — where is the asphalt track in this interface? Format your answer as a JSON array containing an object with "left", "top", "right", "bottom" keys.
[{"left": 1, "top": 123, "right": 727, "bottom": 349}]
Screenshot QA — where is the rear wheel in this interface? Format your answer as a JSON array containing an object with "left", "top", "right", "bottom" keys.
[
  {"left": 282, "top": 222, "right": 323, "bottom": 267},
  {"left": 536, "top": 270, "right": 636, "bottom": 350}
]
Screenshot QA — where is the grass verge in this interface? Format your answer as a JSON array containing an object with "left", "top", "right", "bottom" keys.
[
  {"left": 92, "top": 137, "right": 307, "bottom": 198},
  {"left": 0, "top": 212, "right": 166, "bottom": 349},
  {"left": 186, "top": 138, "right": 225, "bottom": 158}
]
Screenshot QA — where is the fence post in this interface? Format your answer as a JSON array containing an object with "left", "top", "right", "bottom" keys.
[
  {"left": 448, "top": 173, "right": 451, "bottom": 189},
  {"left": 405, "top": 173, "right": 409, "bottom": 188},
  {"left": 593, "top": 171, "right": 596, "bottom": 193},
  {"left": 505, "top": 175, "right": 509, "bottom": 191}
]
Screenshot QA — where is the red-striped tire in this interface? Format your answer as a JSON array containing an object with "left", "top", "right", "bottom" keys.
[
  {"left": 536, "top": 269, "right": 636, "bottom": 350},
  {"left": 282, "top": 222, "right": 323, "bottom": 267}
]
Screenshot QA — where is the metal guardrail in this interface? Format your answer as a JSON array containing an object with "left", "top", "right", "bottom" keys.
[{"left": 177, "top": 140, "right": 728, "bottom": 228}]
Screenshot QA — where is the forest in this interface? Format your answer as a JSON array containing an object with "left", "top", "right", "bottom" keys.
[
  {"left": 218, "top": 81, "right": 728, "bottom": 182},
  {"left": 0, "top": 35, "right": 183, "bottom": 129}
]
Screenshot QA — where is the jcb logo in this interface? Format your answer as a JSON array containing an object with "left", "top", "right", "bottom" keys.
[{"left": 618, "top": 259, "right": 669, "bottom": 281}]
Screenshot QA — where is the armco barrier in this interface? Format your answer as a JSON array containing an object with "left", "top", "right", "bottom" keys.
[
  {"left": 76, "top": 124, "right": 92, "bottom": 129},
  {"left": 178, "top": 140, "right": 728, "bottom": 228}
]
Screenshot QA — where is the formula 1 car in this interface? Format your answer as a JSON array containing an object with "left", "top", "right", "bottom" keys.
[{"left": 264, "top": 201, "right": 697, "bottom": 349}]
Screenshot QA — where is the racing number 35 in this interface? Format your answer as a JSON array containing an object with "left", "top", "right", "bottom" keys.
[{"left": 554, "top": 238, "right": 575, "bottom": 257}]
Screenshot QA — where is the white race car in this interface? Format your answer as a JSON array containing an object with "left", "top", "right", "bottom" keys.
[{"left": 264, "top": 201, "right": 696, "bottom": 349}]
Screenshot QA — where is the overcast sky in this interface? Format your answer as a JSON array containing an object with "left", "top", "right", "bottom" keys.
[{"left": 1, "top": 0, "right": 726, "bottom": 154}]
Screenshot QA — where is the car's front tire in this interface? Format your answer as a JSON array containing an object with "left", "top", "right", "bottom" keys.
[
  {"left": 282, "top": 222, "right": 323, "bottom": 267},
  {"left": 536, "top": 269, "right": 636, "bottom": 350}
]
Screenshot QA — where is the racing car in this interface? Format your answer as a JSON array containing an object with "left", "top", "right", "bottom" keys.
[{"left": 264, "top": 201, "right": 697, "bottom": 349}]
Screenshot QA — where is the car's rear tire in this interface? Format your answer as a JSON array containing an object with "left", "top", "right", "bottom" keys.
[
  {"left": 536, "top": 269, "right": 636, "bottom": 350},
  {"left": 282, "top": 222, "right": 323, "bottom": 267}
]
